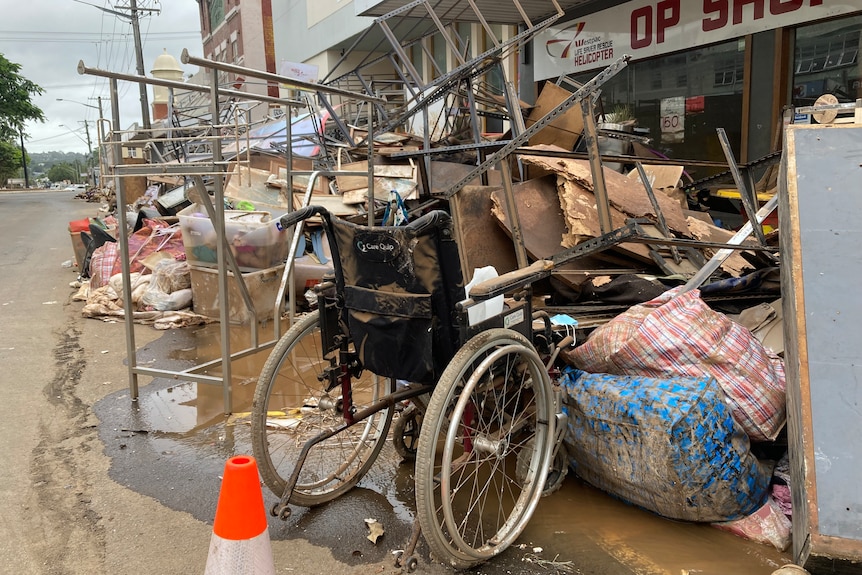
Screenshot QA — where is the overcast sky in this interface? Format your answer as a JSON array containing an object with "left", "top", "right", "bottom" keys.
[{"left": 0, "top": 0, "right": 203, "bottom": 155}]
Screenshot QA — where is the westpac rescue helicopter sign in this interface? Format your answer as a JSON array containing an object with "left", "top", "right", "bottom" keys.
[{"left": 534, "top": 0, "right": 862, "bottom": 80}]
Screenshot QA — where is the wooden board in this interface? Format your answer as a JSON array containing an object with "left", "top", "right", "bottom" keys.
[
  {"left": 781, "top": 124, "right": 862, "bottom": 573},
  {"left": 555, "top": 178, "right": 653, "bottom": 264},
  {"left": 449, "top": 185, "right": 518, "bottom": 278},
  {"left": 684, "top": 216, "right": 754, "bottom": 277},
  {"left": 489, "top": 176, "right": 645, "bottom": 286},
  {"left": 334, "top": 160, "right": 416, "bottom": 192},
  {"left": 429, "top": 161, "right": 502, "bottom": 195}
]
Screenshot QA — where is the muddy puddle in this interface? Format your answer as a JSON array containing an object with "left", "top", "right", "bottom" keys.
[{"left": 101, "top": 321, "right": 792, "bottom": 574}]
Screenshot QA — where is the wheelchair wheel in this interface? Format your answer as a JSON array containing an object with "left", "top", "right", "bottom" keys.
[
  {"left": 415, "top": 328, "right": 554, "bottom": 569},
  {"left": 252, "top": 311, "right": 393, "bottom": 507}
]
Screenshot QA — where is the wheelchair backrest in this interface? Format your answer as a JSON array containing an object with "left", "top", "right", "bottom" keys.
[{"left": 324, "top": 211, "right": 464, "bottom": 384}]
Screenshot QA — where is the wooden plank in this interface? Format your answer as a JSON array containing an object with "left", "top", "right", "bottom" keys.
[
  {"left": 334, "top": 160, "right": 416, "bottom": 192},
  {"left": 429, "top": 161, "right": 502, "bottom": 195},
  {"left": 489, "top": 176, "right": 645, "bottom": 287},
  {"left": 555, "top": 177, "right": 653, "bottom": 264},
  {"left": 781, "top": 124, "right": 862, "bottom": 573},
  {"left": 449, "top": 185, "right": 519, "bottom": 279},
  {"left": 684, "top": 215, "right": 754, "bottom": 277}
]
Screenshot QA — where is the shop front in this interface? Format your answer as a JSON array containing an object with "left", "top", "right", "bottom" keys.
[{"left": 531, "top": 1, "right": 862, "bottom": 180}]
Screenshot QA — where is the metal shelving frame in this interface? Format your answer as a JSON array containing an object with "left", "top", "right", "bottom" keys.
[{"left": 78, "top": 55, "right": 385, "bottom": 414}]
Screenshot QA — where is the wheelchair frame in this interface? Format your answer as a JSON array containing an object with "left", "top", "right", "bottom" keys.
[{"left": 250, "top": 205, "right": 571, "bottom": 570}]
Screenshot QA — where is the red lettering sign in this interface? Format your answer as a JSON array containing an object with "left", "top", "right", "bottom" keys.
[
  {"left": 770, "top": 0, "right": 803, "bottom": 14},
  {"left": 631, "top": 0, "right": 681, "bottom": 48},
  {"left": 703, "top": 0, "right": 728, "bottom": 31},
  {"left": 657, "top": 0, "right": 681, "bottom": 43},
  {"left": 733, "top": 0, "right": 765, "bottom": 24},
  {"left": 631, "top": 6, "right": 653, "bottom": 49},
  {"left": 703, "top": 0, "right": 824, "bottom": 32}
]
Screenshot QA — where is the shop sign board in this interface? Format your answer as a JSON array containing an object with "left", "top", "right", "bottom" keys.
[{"left": 534, "top": 0, "right": 862, "bottom": 80}]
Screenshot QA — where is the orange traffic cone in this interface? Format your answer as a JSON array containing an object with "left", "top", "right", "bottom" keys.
[{"left": 204, "top": 455, "right": 275, "bottom": 575}]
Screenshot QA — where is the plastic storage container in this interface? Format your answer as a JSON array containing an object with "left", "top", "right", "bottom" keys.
[
  {"left": 178, "top": 205, "right": 290, "bottom": 271},
  {"left": 189, "top": 263, "right": 285, "bottom": 324}
]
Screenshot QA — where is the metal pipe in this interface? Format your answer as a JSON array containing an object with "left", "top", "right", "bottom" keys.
[
  {"left": 78, "top": 61, "right": 303, "bottom": 108},
  {"left": 180, "top": 50, "right": 386, "bottom": 105},
  {"left": 111, "top": 77, "right": 139, "bottom": 402}
]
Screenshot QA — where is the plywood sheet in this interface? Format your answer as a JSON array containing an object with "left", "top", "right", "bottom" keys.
[
  {"left": 555, "top": 177, "right": 652, "bottom": 263},
  {"left": 489, "top": 176, "right": 648, "bottom": 281},
  {"left": 781, "top": 124, "right": 862, "bottom": 572},
  {"left": 429, "top": 161, "right": 502, "bottom": 195},
  {"left": 685, "top": 216, "right": 753, "bottom": 277}
]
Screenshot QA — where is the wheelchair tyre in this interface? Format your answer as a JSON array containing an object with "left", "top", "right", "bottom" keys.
[
  {"left": 415, "top": 328, "right": 554, "bottom": 569},
  {"left": 252, "top": 311, "right": 393, "bottom": 507}
]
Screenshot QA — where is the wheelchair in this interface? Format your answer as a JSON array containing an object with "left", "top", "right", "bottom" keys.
[{"left": 251, "top": 205, "right": 570, "bottom": 570}]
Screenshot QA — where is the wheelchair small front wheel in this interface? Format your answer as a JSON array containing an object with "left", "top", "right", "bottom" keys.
[{"left": 392, "top": 404, "right": 422, "bottom": 461}]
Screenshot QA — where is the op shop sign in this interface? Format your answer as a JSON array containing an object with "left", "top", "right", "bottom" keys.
[{"left": 534, "top": 0, "right": 862, "bottom": 80}]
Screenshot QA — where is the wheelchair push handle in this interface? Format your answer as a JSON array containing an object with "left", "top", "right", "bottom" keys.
[
  {"left": 276, "top": 205, "right": 451, "bottom": 237},
  {"left": 275, "top": 205, "right": 328, "bottom": 230}
]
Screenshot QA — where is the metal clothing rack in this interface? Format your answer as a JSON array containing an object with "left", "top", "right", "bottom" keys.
[{"left": 78, "top": 56, "right": 384, "bottom": 414}]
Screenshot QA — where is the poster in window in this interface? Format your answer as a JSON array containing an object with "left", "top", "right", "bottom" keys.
[{"left": 661, "top": 97, "right": 685, "bottom": 144}]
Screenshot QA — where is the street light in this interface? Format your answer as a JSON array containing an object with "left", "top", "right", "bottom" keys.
[
  {"left": 59, "top": 124, "right": 92, "bottom": 184},
  {"left": 56, "top": 98, "right": 100, "bottom": 112},
  {"left": 57, "top": 98, "right": 103, "bottom": 186}
]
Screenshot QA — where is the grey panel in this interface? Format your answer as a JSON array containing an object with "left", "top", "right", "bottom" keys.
[{"left": 787, "top": 125, "right": 862, "bottom": 542}]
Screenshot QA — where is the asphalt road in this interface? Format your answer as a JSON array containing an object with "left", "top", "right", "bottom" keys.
[{"left": 0, "top": 190, "right": 793, "bottom": 575}]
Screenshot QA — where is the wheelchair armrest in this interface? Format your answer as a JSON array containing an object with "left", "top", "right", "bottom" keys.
[{"left": 465, "top": 259, "right": 554, "bottom": 301}]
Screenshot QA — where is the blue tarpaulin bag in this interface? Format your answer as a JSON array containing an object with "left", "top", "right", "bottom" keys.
[{"left": 560, "top": 368, "right": 770, "bottom": 522}]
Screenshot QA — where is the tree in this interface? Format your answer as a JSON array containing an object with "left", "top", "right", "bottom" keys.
[
  {"left": 0, "top": 53, "right": 45, "bottom": 140},
  {"left": 0, "top": 140, "right": 22, "bottom": 183},
  {"left": 46, "top": 163, "right": 78, "bottom": 183},
  {"left": 0, "top": 53, "right": 45, "bottom": 186}
]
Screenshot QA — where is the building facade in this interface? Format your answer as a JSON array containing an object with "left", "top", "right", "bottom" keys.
[{"left": 197, "top": 0, "right": 280, "bottom": 122}]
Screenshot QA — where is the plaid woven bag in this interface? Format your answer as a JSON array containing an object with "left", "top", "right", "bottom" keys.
[{"left": 568, "top": 287, "right": 786, "bottom": 441}]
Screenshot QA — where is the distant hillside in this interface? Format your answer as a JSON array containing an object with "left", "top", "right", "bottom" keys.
[{"left": 29, "top": 151, "right": 88, "bottom": 175}]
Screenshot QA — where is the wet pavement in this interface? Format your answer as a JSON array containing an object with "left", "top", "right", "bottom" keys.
[{"left": 93, "top": 322, "right": 794, "bottom": 574}]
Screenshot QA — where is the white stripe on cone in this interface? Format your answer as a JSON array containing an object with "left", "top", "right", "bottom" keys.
[{"left": 204, "top": 530, "right": 276, "bottom": 575}]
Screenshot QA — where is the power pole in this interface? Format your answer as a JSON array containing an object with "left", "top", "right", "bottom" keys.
[
  {"left": 85, "top": 1, "right": 159, "bottom": 130},
  {"left": 82, "top": 121, "right": 93, "bottom": 185},
  {"left": 129, "top": 0, "right": 151, "bottom": 130},
  {"left": 18, "top": 127, "right": 29, "bottom": 188}
]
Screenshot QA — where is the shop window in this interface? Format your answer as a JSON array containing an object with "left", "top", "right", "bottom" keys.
[
  {"left": 793, "top": 15, "right": 862, "bottom": 107},
  {"left": 570, "top": 39, "right": 745, "bottom": 180},
  {"left": 714, "top": 56, "right": 742, "bottom": 87}
]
